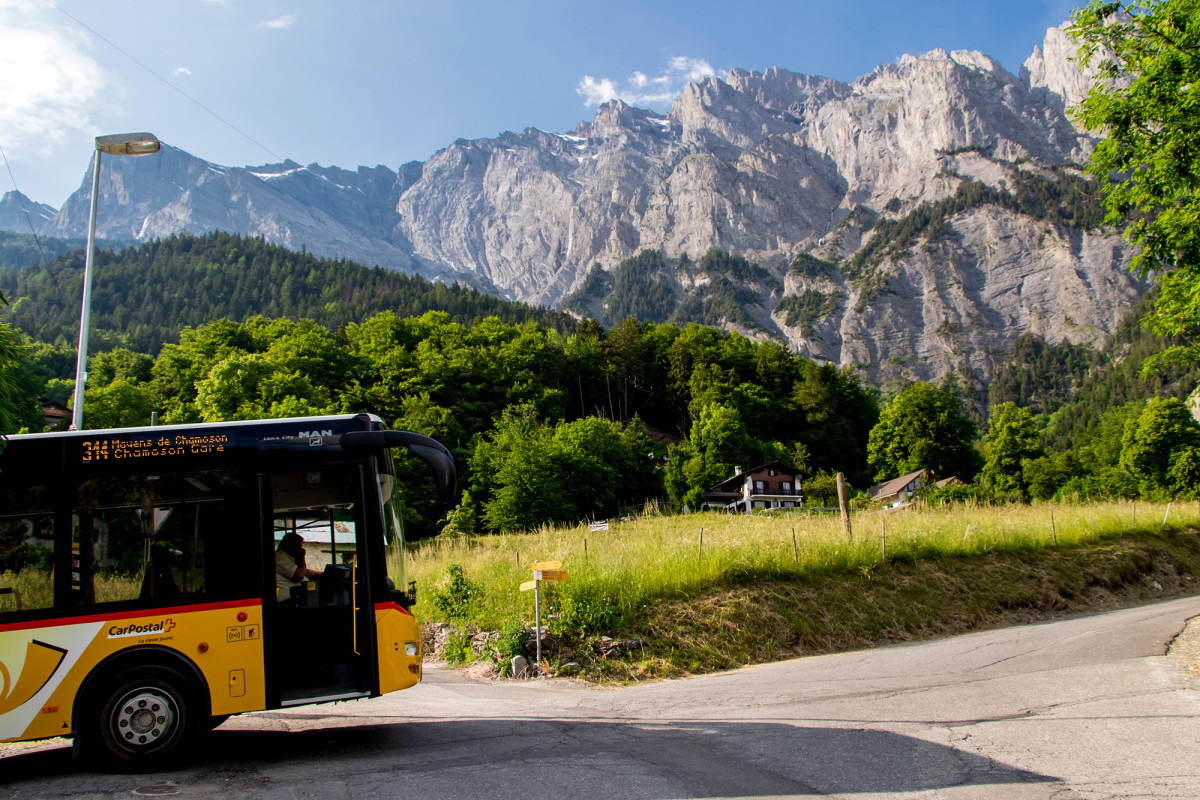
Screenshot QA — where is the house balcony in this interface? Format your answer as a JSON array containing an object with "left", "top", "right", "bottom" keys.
[{"left": 702, "top": 492, "right": 805, "bottom": 513}]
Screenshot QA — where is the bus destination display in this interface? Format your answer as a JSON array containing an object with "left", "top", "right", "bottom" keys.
[{"left": 80, "top": 433, "right": 230, "bottom": 463}]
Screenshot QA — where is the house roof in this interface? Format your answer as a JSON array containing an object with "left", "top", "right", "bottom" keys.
[
  {"left": 936, "top": 476, "right": 963, "bottom": 488},
  {"left": 275, "top": 520, "right": 357, "bottom": 545},
  {"left": 707, "top": 461, "right": 806, "bottom": 493},
  {"left": 38, "top": 397, "right": 69, "bottom": 413},
  {"left": 868, "top": 469, "right": 929, "bottom": 501}
]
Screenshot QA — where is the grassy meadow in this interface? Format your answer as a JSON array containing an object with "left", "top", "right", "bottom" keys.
[
  {"left": 409, "top": 500, "right": 1200, "bottom": 680},
  {"left": 0, "top": 569, "right": 142, "bottom": 612}
]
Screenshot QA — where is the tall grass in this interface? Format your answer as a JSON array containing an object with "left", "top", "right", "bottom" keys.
[
  {"left": 0, "top": 568, "right": 144, "bottom": 612},
  {"left": 0, "top": 568, "right": 53, "bottom": 612},
  {"left": 409, "top": 500, "right": 1196, "bottom": 629}
]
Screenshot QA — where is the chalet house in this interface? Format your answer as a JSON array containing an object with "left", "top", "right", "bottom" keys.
[
  {"left": 38, "top": 397, "right": 69, "bottom": 431},
  {"left": 702, "top": 462, "right": 806, "bottom": 512},
  {"left": 868, "top": 469, "right": 930, "bottom": 508}
]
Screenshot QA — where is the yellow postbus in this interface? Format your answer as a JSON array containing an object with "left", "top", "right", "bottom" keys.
[{"left": 0, "top": 413, "right": 454, "bottom": 769}]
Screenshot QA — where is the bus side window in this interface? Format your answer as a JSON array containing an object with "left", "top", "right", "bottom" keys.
[
  {"left": 70, "top": 471, "right": 237, "bottom": 607},
  {"left": 0, "top": 503, "right": 55, "bottom": 615},
  {"left": 73, "top": 478, "right": 148, "bottom": 605}
]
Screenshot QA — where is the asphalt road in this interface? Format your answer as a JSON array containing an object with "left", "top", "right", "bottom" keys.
[{"left": 4, "top": 595, "right": 1200, "bottom": 799}]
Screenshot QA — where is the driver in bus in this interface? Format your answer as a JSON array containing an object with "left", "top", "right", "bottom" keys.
[{"left": 275, "top": 532, "right": 322, "bottom": 597}]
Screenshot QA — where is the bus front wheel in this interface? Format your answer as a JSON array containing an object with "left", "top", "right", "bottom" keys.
[{"left": 86, "top": 666, "right": 195, "bottom": 770}]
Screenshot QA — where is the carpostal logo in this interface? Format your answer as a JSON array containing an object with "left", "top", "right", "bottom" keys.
[{"left": 107, "top": 619, "right": 175, "bottom": 639}]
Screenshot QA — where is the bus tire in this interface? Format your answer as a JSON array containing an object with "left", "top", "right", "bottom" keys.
[{"left": 86, "top": 666, "right": 196, "bottom": 771}]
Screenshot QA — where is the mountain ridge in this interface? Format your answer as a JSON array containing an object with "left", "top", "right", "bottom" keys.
[{"left": 0, "top": 22, "right": 1144, "bottom": 385}]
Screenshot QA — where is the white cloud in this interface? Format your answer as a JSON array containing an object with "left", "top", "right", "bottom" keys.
[
  {"left": 576, "top": 56, "right": 715, "bottom": 109},
  {"left": 0, "top": 0, "right": 108, "bottom": 155},
  {"left": 258, "top": 14, "right": 295, "bottom": 30},
  {"left": 577, "top": 75, "right": 620, "bottom": 106},
  {"left": 174, "top": 66, "right": 193, "bottom": 77},
  {"left": 668, "top": 56, "right": 717, "bottom": 82}
]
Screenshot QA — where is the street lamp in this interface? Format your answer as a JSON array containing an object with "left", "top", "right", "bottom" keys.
[{"left": 71, "top": 132, "right": 161, "bottom": 430}]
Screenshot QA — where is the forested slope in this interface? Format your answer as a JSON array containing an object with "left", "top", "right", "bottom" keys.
[
  {"left": 1, "top": 231, "right": 1195, "bottom": 540},
  {"left": 0, "top": 231, "right": 577, "bottom": 353}
]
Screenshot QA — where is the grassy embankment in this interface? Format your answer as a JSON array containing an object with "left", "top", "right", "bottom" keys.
[
  {"left": 408, "top": 500, "right": 1200, "bottom": 681},
  {"left": 0, "top": 570, "right": 139, "bottom": 611}
]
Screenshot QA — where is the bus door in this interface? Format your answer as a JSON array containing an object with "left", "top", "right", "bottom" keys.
[{"left": 263, "top": 464, "right": 375, "bottom": 706}]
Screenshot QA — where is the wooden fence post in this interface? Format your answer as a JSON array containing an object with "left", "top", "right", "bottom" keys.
[{"left": 837, "top": 472, "right": 853, "bottom": 541}]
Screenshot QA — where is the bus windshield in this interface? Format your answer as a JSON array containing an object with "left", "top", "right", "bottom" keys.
[{"left": 377, "top": 450, "right": 408, "bottom": 599}]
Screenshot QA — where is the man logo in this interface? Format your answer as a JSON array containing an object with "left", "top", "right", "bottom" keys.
[{"left": 298, "top": 430, "right": 333, "bottom": 438}]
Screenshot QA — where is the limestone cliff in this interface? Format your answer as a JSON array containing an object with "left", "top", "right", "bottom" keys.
[{"left": 14, "top": 23, "right": 1143, "bottom": 383}]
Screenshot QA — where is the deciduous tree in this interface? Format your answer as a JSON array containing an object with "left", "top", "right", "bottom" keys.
[
  {"left": 0, "top": 291, "right": 30, "bottom": 435},
  {"left": 1070, "top": 0, "right": 1200, "bottom": 373},
  {"left": 866, "top": 382, "right": 980, "bottom": 483},
  {"left": 1119, "top": 396, "right": 1200, "bottom": 496},
  {"left": 980, "top": 402, "right": 1044, "bottom": 500}
]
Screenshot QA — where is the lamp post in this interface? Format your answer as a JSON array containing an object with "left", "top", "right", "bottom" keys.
[{"left": 71, "top": 132, "right": 161, "bottom": 430}]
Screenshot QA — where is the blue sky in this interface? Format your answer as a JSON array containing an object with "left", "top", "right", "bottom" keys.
[{"left": 1, "top": 0, "right": 1080, "bottom": 207}]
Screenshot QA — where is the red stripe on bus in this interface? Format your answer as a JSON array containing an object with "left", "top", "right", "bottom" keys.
[
  {"left": 374, "top": 601, "right": 414, "bottom": 617},
  {"left": 0, "top": 598, "right": 262, "bottom": 633}
]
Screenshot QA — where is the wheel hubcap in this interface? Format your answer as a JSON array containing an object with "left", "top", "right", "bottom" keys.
[{"left": 111, "top": 688, "right": 178, "bottom": 749}]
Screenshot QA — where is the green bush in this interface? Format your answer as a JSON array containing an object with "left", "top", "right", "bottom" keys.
[
  {"left": 442, "top": 629, "right": 476, "bottom": 665},
  {"left": 550, "top": 582, "right": 619, "bottom": 639},
  {"left": 439, "top": 496, "right": 478, "bottom": 538},
  {"left": 429, "top": 564, "right": 478, "bottom": 620},
  {"left": 924, "top": 482, "right": 977, "bottom": 505},
  {"left": 494, "top": 616, "right": 531, "bottom": 675}
]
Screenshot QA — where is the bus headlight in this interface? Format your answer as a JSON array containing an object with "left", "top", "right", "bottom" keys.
[{"left": 405, "top": 642, "right": 419, "bottom": 657}]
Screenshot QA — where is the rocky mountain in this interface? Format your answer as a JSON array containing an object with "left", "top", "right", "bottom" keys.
[
  {"left": 1, "top": 23, "right": 1146, "bottom": 385},
  {"left": 38, "top": 152, "right": 453, "bottom": 281},
  {"left": 0, "top": 191, "right": 56, "bottom": 236}
]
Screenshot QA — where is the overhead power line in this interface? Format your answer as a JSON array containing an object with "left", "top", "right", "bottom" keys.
[
  {"left": 0, "top": 140, "right": 52, "bottom": 268},
  {"left": 45, "top": 0, "right": 285, "bottom": 163}
]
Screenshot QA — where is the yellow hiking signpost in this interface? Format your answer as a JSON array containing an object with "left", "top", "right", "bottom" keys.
[{"left": 522, "top": 560, "right": 569, "bottom": 666}]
